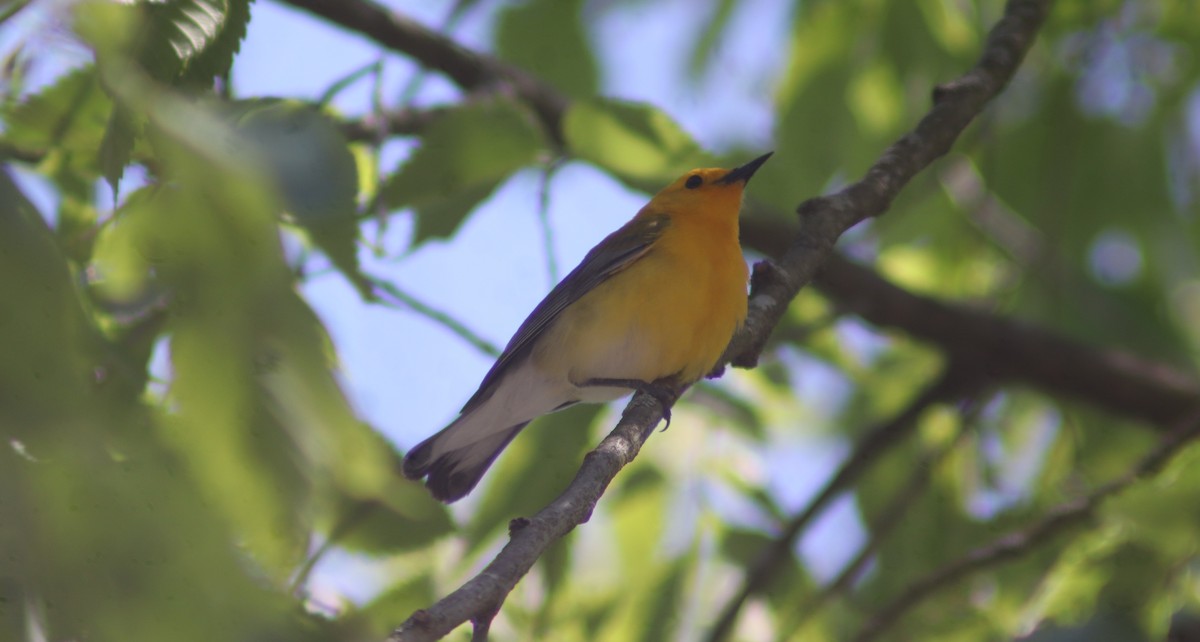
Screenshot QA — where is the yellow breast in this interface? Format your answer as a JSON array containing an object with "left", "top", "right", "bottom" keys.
[{"left": 535, "top": 212, "right": 748, "bottom": 387}]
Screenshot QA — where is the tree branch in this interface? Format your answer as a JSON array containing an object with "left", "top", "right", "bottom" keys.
[
  {"left": 704, "top": 366, "right": 982, "bottom": 642},
  {"left": 388, "top": 394, "right": 667, "bottom": 642},
  {"left": 718, "top": 0, "right": 1051, "bottom": 371},
  {"left": 780, "top": 407, "right": 979, "bottom": 637},
  {"left": 741, "top": 216, "right": 1200, "bottom": 429},
  {"left": 275, "top": 0, "right": 569, "bottom": 143},
  {"left": 338, "top": 105, "right": 445, "bottom": 142},
  {"left": 851, "top": 407, "right": 1200, "bottom": 642},
  {"left": 274, "top": 0, "right": 1057, "bottom": 638}
]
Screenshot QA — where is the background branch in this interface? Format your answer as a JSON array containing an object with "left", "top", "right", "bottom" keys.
[
  {"left": 741, "top": 219, "right": 1200, "bottom": 428},
  {"left": 780, "top": 406, "right": 979, "bottom": 637},
  {"left": 704, "top": 366, "right": 983, "bottom": 642},
  {"left": 851, "top": 407, "right": 1200, "bottom": 642}
]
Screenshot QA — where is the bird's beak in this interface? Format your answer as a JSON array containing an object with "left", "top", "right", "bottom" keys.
[{"left": 717, "top": 152, "right": 773, "bottom": 185}]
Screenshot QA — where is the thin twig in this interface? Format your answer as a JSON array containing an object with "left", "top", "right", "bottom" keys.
[
  {"left": 777, "top": 399, "right": 984, "bottom": 639},
  {"left": 851, "top": 407, "right": 1200, "bottom": 642},
  {"left": 372, "top": 277, "right": 500, "bottom": 358},
  {"left": 290, "top": 501, "right": 379, "bottom": 594},
  {"left": 339, "top": 105, "right": 444, "bottom": 142},
  {"left": 536, "top": 160, "right": 562, "bottom": 284},
  {"left": 704, "top": 366, "right": 982, "bottom": 641}
]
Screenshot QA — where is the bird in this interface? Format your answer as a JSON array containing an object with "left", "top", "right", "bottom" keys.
[{"left": 402, "top": 153, "right": 772, "bottom": 503}]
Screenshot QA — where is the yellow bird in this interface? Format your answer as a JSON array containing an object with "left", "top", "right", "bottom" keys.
[{"left": 403, "top": 153, "right": 772, "bottom": 502}]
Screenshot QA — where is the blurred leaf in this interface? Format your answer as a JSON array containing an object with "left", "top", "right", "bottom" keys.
[
  {"left": 535, "top": 535, "right": 573, "bottom": 634},
  {"left": 915, "top": 0, "right": 979, "bottom": 56},
  {"left": 1, "top": 66, "right": 112, "bottom": 176},
  {"left": 691, "top": 380, "right": 766, "bottom": 439},
  {"left": 847, "top": 59, "right": 904, "bottom": 135},
  {"left": 232, "top": 99, "right": 370, "bottom": 297},
  {"left": 637, "top": 555, "right": 690, "bottom": 642},
  {"left": 412, "top": 180, "right": 498, "bottom": 243},
  {"left": 380, "top": 97, "right": 545, "bottom": 244},
  {"left": 98, "top": 103, "right": 136, "bottom": 196},
  {"left": 1020, "top": 612, "right": 1148, "bottom": 642},
  {"left": 720, "top": 526, "right": 774, "bottom": 567},
  {"left": 234, "top": 100, "right": 358, "bottom": 227},
  {"left": 774, "top": 59, "right": 860, "bottom": 199},
  {"left": 0, "top": 170, "right": 100, "bottom": 444},
  {"left": 466, "top": 404, "right": 601, "bottom": 546},
  {"left": 1103, "top": 441, "right": 1200, "bottom": 558},
  {"left": 86, "top": 81, "right": 312, "bottom": 574},
  {"left": 0, "top": 171, "right": 308, "bottom": 642},
  {"left": 687, "top": 0, "right": 738, "bottom": 79},
  {"left": 350, "top": 574, "right": 437, "bottom": 638},
  {"left": 563, "top": 98, "right": 709, "bottom": 185},
  {"left": 325, "top": 495, "right": 454, "bottom": 554},
  {"left": 495, "top": 0, "right": 597, "bottom": 99}
]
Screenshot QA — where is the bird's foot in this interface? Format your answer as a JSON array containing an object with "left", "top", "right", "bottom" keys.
[{"left": 581, "top": 377, "right": 680, "bottom": 429}]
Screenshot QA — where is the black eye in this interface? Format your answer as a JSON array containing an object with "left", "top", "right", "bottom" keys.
[{"left": 685, "top": 174, "right": 703, "bottom": 189}]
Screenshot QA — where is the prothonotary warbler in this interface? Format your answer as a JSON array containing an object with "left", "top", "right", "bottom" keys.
[{"left": 403, "top": 153, "right": 772, "bottom": 502}]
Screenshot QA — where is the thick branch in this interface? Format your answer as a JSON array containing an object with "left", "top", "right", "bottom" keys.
[
  {"left": 388, "top": 395, "right": 666, "bottom": 642},
  {"left": 852, "top": 408, "right": 1200, "bottom": 642},
  {"left": 741, "top": 218, "right": 1200, "bottom": 428},
  {"left": 276, "top": 0, "right": 569, "bottom": 141},
  {"left": 719, "top": 0, "right": 1051, "bottom": 370}
]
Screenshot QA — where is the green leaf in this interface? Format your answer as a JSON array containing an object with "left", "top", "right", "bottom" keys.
[
  {"left": 495, "top": 0, "right": 598, "bottom": 99},
  {"left": 181, "top": 0, "right": 253, "bottom": 84},
  {"left": 720, "top": 527, "right": 775, "bottom": 567},
  {"left": 325, "top": 494, "right": 454, "bottom": 555},
  {"left": 1, "top": 66, "right": 113, "bottom": 175},
  {"left": 687, "top": 0, "right": 738, "bottom": 79},
  {"left": 411, "top": 180, "right": 498, "bottom": 242},
  {"left": 380, "top": 97, "right": 545, "bottom": 244},
  {"left": 0, "top": 170, "right": 100, "bottom": 444},
  {"left": 563, "top": 98, "right": 709, "bottom": 185},
  {"left": 636, "top": 555, "right": 690, "bottom": 642},
  {"left": 466, "top": 404, "right": 600, "bottom": 546},
  {"left": 137, "top": 0, "right": 235, "bottom": 82},
  {"left": 1021, "top": 612, "right": 1149, "bottom": 642},
  {"left": 690, "top": 381, "right": 765, "bottom": 440},
  {"left": 232, "top": 99, "right": 369, "bottom": 297},
  {"left": 0, "top": 173, "right": 309, "bottom": 642},
  {"left": 352, "top": 575, "right": 437, "bottom": 638},
  {"left": 99, "top": 104, "right": 137, "bottom": 197}
]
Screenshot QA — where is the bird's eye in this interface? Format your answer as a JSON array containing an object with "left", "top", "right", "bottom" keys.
[{"left": 685, "top": 175, "right": 703, "bottom": 189}]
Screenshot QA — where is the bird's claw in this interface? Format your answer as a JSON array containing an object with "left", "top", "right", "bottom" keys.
[{"left": 581, "top": 377, "right": 679, "bottom": 429}]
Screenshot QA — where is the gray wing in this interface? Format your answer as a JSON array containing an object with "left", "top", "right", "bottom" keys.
[{"left": 460, "top": 212, "right": 671, "bottom": 413}]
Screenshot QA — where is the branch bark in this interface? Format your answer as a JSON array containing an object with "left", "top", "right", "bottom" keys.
[
  {"left": 851, "top": 407, "right": 1200, "bottom": 642},
  {"left": 741, "top": 218, "right": 1200, "bottom": 429},
  {"left": 387, "top": 395, "right": 666, "bottom": 642},
  {"left": 704, "top": 367, "right": 981, "bottom": 642}
]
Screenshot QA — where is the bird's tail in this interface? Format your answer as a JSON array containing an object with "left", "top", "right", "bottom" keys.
[{"left": 402, "top": 414, "right": 530, "bottom": 503}]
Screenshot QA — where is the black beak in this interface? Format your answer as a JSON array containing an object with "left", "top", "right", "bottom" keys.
[{"left": 717, "top": 152, "right": 773, "bottom": 185}]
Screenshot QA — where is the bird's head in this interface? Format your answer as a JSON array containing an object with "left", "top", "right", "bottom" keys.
[{"left": 646, "top": 152, "right": 773, "bottom": 219}]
